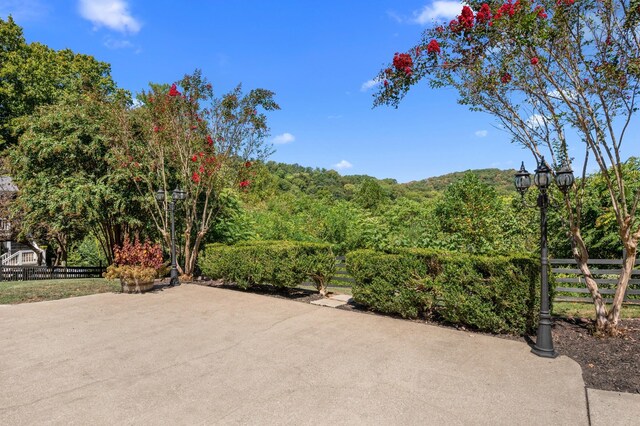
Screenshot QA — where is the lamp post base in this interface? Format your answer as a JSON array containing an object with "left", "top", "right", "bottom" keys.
[
  {"left": 169, "top": 268, "right": 180, "bottom": 287},
  {"left": 531, "top": 315, "right": 557, "bottom": 358},
  {"left": 531, "top": 346, "right": 558, "bottom": 358}
]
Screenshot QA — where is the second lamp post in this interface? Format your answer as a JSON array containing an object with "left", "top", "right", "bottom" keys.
[
  {"left": 515, "top": 157, "right": 574, "bottom": 358},
  {"left": 156, "top": 187, "right": 187, "bottom": 287}
]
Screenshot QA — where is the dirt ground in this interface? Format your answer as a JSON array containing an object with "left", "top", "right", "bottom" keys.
[{"left": 197, "top": 281, "right": 639, "bottom": 395}]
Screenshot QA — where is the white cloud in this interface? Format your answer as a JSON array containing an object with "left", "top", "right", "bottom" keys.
[
  {"left": 475, "top": 130, "right": 488, "bottom": 137},
  {"left": 78, "top": 0, "right": 141, "bottom": 34},
  {"left": 334, "top": 160, "right": 353, "bottom": 170},
  {"left": 273, "top": 132, "right": 295, "bottom": 144},
  {"left": 103, "top": 36, "right": 134, "bottom": 49},
  {"left": 360, "top": 78, "right": 381, "bottom": 92},
  {"left": 526, "top": 114, "right": 547, "bottom": 129},
  {"left": 386, "top": 10, "right": 403, "bottom": 23},
  {"left": 413, "top": 1, "right": 464, "bottom": 24}
]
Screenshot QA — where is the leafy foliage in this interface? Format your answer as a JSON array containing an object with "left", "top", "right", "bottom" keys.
[
  {"left": 9, "top": 89, "right": 144, "bottom": 265},
  {"left": 0, "top": 16, "right": 115, "bottom": 149},
  {"left": 104, "top": 236, "right": 166, "bottom": 291},
  {"left": 199, "top": 241, "right": 335, "bottom": 295},
  {"left": 347, "top": 248, "right": 540, "bottom": 334},
  {"left": 112, "top": 236, "right": 164, "bottom": 269}
]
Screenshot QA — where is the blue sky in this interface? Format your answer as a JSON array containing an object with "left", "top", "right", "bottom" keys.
[{"left": 2, "top": 0, "right": 639, "bottom": 183}]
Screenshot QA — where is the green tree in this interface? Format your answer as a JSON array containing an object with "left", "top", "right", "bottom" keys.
[
  {"left": 9, "top": 89, "right": 144, "bottom": 265},
  {"left": 354, "top": 178, "right": 389, "bottom": 210},
  {"left": 0, "top": 17, "right": 115, "bottom": 150},
  {"left": 433, "top": 173, "right": 504, "bottom": 253},
  {"left": 375, "top": 1, "right": 640, "bottom": 333}
]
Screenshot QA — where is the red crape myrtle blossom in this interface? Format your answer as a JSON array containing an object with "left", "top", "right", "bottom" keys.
[
  {"left": 501, "top": 72, "right": 512, "bottom": 84},
  {"left": 192, "top": 172, "right": 201, "bottom": 183},
  {"left": 458, "top": 5, "right": 475, "bottom": 30},
  {"left": 427, "top": 39, "right": 441, "bottom": 54},
  {"left": 531, "top": 57, "right": 539, "bottom": 65},
  {"left": 393, "top": 53, "right": 413, "bottom": 76},
  {"left": 169, "top": 83, "right": 180, "bottom": 97},
  {"left": 239, "top": 180, "right": 250, "bottom": 188},
  {"left": 476, "top": 4, "right": 492, "bottom": 24},
  {"left": 534, "top": 5, "right": 548, "bottom": 19},
  {"left": 494, "top": 1, "right": 517, "bottom": 20}
]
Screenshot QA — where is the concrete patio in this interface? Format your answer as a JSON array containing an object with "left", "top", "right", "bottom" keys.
[{"left": 0, "top": 284, "right": 608, "bottom": 424}]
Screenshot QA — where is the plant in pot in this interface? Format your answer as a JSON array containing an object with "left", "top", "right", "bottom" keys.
[{"left": 104, "top": 237, "right": 167, "bottom": 293}]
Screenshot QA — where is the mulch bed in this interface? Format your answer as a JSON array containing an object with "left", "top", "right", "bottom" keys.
[
  {"left": 194, "top": 280, "right": 640, "bottom": 394},
  {"left": 552, "top": 317, "right": 640, "bottom": 394}
]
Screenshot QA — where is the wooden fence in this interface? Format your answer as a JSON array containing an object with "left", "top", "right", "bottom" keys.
[
  {"left": 303, "top": 257, "right": 640, "bottom": 305},
  {"left": 551, "top": 258, "right": 640, "bottom": 305},
  {"left": 0, "top": 266, "right": 106, "bottom": 282},
  {"left": 302, "top": 256, "right": 353, "bottom": 288}
]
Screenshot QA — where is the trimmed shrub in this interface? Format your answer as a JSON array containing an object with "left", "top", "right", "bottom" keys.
[
  {"left": 199, "top": 241, "right": 336, "bottom": 294},
  {"left": 346, "top": 248, "right": 541, "bottom": 334}
]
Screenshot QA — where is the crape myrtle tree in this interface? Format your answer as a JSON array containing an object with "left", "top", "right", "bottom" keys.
[
  {"left": 374, "top": 0, "right": 640, "bottom": 333},
  {"left": 110, "top": 70, "right": 279, "bottom": 276}
]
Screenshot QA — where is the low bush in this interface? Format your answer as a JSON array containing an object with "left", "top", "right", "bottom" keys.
[
  {"left": 199, "top": 241, "right": 336, "bottom": 295},
  {"left": 346, "top": 248, "right": 541, "bottom": 334}
]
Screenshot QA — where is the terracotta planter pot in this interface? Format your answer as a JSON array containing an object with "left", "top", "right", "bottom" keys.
[{"left": 120, "top": 278, "right": 155, "bottom": 293}]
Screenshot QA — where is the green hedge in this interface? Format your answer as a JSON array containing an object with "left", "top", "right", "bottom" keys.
[
  {"left": 346, "top": 248, "right": 542, "bottom": 334},
  {"left": 199, "top": 241, "right": 336, "bottom": 294}
]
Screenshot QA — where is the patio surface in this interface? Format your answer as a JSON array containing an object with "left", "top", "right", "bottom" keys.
[{"left": 0, "top": 284, "right": 592, "bottom": 425}]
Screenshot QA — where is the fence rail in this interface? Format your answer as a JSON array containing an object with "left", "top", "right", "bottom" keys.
[
  {"left": 0, "top": 266, "right": 106, "bottom": 282},
  {"left": 302, "top": 256, "right": 354, "bottom": 288},
  {"left": 551, "top": 258, "right": 640, "bottom": 305}
]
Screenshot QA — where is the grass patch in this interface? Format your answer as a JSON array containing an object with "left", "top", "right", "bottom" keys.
[
  {"left": 553, "top": 302, "right": 640, "bottom": 319},
  {"left": 0, "top": 278, "right": 120, "bottom": 304}
]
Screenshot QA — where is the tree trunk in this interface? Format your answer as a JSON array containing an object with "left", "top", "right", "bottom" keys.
[
  {"left": 571, "top": 227, "right": 610, "bottom": 332},
  {"left": 607, "top": 240, "right": 638, "bottom": 331}
]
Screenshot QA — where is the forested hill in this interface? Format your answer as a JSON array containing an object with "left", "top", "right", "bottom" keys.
[
  {"left": 402, "top": 168, "right": 517, "bottom": 198},
  {"left": 260, "top": 161, "right": 517, "bottom": 201}
]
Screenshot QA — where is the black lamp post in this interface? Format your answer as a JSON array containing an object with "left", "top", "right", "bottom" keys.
[
  {"left": 514, "top": 157, "right": 574, "bottom": 358},
  {"left": 156, "top": 187, "right": 187, "bottom": 287}
]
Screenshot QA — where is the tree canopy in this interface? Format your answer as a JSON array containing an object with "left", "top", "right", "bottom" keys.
[{"left": 0, "top": 16, "right": 115, "bottom": 150}]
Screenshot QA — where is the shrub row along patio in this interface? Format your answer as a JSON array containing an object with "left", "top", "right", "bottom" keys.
[
  {"left": 200, "top": 241, "right": 540, "bottom": 335},
  {"left": 200, "top": 241, "right": 336, "bottom": 296}
]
